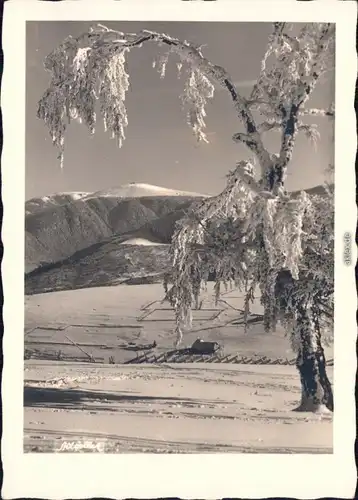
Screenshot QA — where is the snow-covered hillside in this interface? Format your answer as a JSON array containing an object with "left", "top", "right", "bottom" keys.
[
  {"left": 25, "top": 192, "right": 89, "bottom": 216},
  {"left": 25, "top": 183, "right": 206, "bottom": 273},
  {"left": 25, "top": 182, "right": 333, "bottom": 292}
]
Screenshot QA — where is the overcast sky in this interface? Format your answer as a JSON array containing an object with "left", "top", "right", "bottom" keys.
[{"left": 26, "top": 21, "right": 334, "bottom": 200}]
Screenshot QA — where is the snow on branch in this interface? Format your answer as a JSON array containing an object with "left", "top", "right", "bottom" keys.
[
  {"left": 181, "top": 69, "right": 214, "bottom": 143},
  {"left": 38, "top": 25, "right": 257, "bottom": 166},
  {"left": 275, "top": 24, "right": 334, "bottom": 169},
  {"left": 166, "top": 160, "right": 258, "bottom": 334},
  {"left": 244, "top": 23, "right": 335, "bottom": 179},
  {"left": 297, "top": 123, "right": 321, "bottom": 149},
  {"left": 38, "top": 24, "right": 277, "bottom": 169},
  {"left": 299, "top": 106, "right": 335, "bottom": 118},
  {"left": 38, "top": 22, "right": 334, "bottom": 184}
]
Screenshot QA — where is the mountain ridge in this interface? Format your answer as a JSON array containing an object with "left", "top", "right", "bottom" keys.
[
  {"left": 25, "top": 183, "right": 207, "bottom": 273},
  {"left": 25, "top": 182, "right": 333, "bottom": 295}
]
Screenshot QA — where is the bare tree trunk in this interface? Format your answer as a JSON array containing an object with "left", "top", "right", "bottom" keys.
[{"left": 294, "top": 305, "right": 333, "bottom": 413}]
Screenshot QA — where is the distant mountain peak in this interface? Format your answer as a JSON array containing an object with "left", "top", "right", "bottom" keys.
[{"left": 84, "top": 182, "right": 209, "bottom": 199}]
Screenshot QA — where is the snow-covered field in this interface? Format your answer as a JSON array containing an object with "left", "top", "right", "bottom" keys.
[
  {"left": 24, "top": 362, "right": 333, "bottom": 453},
  {"left": 24, "top": 283, "right": 333, "bottom": 453}
]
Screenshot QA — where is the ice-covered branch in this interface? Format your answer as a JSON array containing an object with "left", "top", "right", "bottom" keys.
[
  {"left": 258, "top": 120, "right": 282, "bottom": 133},
  {"left": 38, "top": 24, "right": 273, "bottom": 169},
  {"left": 232, "top": 132, "right": 263, "bottom": 156},
  {"left": 299, "top": 108, "right": 335, "bottom": 118},
  {"left": 297, "top": 123, "right": 320, "bottom": 148},
  {"left": 39, "top": 21, "right": 334, "bottom": 185},
  {"left": 276, "top": 23, "right": 334, "bottom": 170}
]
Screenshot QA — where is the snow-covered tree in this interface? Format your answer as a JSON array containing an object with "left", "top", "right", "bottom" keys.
[{"left": 38, "top": 22, "right": 335, "bottom": 413}]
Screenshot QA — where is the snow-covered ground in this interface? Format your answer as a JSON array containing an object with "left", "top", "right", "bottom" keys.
[
  {"left": 24, "top": 283, "right": 333, "bottom": 453},
  {"left": 24, "top": 362, "right": 333, "bottom": 453}
]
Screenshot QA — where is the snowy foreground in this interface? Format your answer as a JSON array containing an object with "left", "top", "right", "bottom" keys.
[
  {"left": 24, "top": 362, "right": 333, "bottom": 453},
  {"left": 24, "top": 284, "right": 333, "bottom": 453}
]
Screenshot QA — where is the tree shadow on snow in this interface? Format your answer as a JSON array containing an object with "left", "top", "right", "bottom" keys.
[{"left": 23, "top": 385, "right": 222, "bottom": 411}]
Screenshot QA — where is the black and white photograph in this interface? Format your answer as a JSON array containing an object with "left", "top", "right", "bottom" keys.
[{"left": 1, "top": 1, "right": 357, "bottom": 498}]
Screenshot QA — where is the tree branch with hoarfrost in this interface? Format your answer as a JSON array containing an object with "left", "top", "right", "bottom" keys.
[
  {"left": 38, "top": 24, "right": 267, "bottom": 167},
  {"left": 38, "top": 22, "right": 335, "bottom": 413}
]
